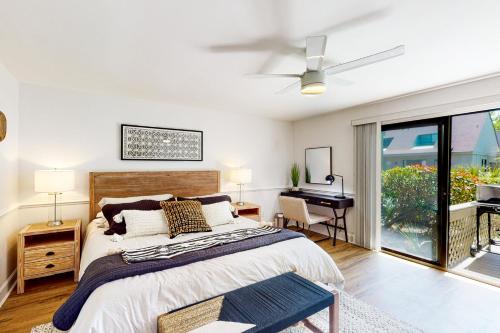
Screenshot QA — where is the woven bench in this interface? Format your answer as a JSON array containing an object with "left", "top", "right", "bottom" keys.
[{"left": 158, "top": 272, "right": 339, "bottom": 333}]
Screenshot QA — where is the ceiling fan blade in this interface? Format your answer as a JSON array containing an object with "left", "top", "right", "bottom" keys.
[
  {"left": 305, "top": 7, "right": 391, "bottom": 39},
  {"left": 330, "top": 76, "right": 354, "bottom": 86},
  {"left": 247, "top": 73, "right": 302, "bottom": 78},
  {"left": 324, "top": 45, "right": 405, "bottom": 76},
  {"left": 306, "top": 36, "right": 327, "bottom": 71},
  {"left": 276, "top": 81, "right": 301, "bottom": 95}
]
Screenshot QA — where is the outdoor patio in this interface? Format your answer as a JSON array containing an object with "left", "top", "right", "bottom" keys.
[{"left": 449, "top": 202, "right": 500, "bottom": 284}]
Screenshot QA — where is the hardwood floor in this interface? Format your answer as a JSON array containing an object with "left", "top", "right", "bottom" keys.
[
  {"left": 0, "top": 272, "right": 76, "bottom": 332},
  {"left": 1, "top": 234, "right": 499, "bottom": 332},
  {"left": 318, "top": 238, "right": 500, "bottom": 333}
]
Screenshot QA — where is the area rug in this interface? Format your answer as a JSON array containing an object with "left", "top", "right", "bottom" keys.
[{"left": 31, "top": 288, "right": 423, "bottom": 333}]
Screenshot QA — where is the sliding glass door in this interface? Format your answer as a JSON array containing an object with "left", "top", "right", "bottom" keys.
[{"left": 381, "top": 118, "right": 449, "bottom": 266}]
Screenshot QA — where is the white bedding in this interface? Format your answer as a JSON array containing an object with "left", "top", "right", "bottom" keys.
[{"left": 72, "top": 217, "right": 344, "bottom": 333}]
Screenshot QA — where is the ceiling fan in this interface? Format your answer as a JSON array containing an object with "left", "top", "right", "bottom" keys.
[{"left": 252, "top": 36, "right": 405, "bottom": 95}]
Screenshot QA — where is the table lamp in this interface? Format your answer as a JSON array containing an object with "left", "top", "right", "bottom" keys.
[
  {"left": 35, "top": 169, "right": 75, "bottom": 226},
  {"left": 325, "top": 174, "right": 346, "bottom": 199},
  {"left": 230, "top": 168, "right": 252, "bottom": 206}
]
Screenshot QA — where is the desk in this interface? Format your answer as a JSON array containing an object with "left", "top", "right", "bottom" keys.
[{"left": 280, "top": 191, "right": 354, "bottom": 245}]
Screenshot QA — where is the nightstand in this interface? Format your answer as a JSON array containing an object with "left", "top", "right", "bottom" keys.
[
  {"left": 232, "top": 202, "right": 261, "bottom": 222},
  {"left": 17, "top": 219, "right": 81, "bottom": 294}
]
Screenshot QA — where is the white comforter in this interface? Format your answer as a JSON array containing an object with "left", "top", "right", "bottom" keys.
[{"left": 72, "top": 217, "right": 344, "bottom": 333}]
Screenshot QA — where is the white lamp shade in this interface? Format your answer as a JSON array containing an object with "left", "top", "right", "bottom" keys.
[
  {"left": 230, "top": 168, "right": 252, "bottom": 184},
  {"left": 34, "top": 170, "right": 75, "bottom": 193}
]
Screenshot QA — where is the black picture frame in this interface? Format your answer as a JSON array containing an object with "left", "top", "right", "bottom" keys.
[{"left": 121, "top": 124, "right": 203, "bottom": 161}]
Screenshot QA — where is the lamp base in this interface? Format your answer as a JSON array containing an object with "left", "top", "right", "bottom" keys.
[
  {"left": 47, "top": 220, "right": 63, "bottom": 227},
  {"left": 236, "top": 201, "right": 245, "bottom": 206},
  {"left": 334, "top": 195, "right": 346, "bottom": 199}
]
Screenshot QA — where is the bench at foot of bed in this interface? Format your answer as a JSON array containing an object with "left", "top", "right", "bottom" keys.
[{"left": 158, "top": 272, "right": 339, "bottom": 333}]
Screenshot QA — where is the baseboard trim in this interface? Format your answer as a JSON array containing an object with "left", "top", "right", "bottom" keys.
[{"left": 0, "top": 270, "right": 16, "bottom": 309}]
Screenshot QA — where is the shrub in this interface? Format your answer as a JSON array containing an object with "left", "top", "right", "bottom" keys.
[
  {"left": 449, "top": 167, "right": 481, "bottom": 205},
  {"left": 381, "top": 165, "right": 437, "bottom": 231},
  {"left": 478, "top": 167, "right": 500, "bottom": 186},
  {"left": 382, "top": 165, "right": 500, "bottom": 231}
]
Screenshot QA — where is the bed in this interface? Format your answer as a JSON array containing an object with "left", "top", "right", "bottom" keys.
[{"left": 64, "top": 171, "right": 344, "bottom": 332}]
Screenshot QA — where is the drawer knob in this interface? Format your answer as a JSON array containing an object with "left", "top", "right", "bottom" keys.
[
  {"left": 320, "top": 201, "right": 331, "bottom": 205},
  {"left": 46, "top": 251, "right": 55, "bottom": 256},
  {"left": 45, "top": 264, "right": 55, "bottom": 269}
]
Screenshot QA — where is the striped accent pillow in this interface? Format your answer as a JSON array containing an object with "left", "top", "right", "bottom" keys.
[{"left": 160, "top": 200, "right": 211, "bottom": 238}]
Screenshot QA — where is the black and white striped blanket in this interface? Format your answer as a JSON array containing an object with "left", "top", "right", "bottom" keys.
[{"left": 122, "top": 226, "right": 281, "bottom": 263}]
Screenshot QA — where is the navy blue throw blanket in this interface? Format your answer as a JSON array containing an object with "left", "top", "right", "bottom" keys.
[{"left": 53, "top": 229, "right": 304, "bottom": 331}]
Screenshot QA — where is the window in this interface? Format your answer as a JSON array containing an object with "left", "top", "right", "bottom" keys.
[
  {"left": 415, "top": 133, "right": 437, "bottom": 146},
  {"left": 383, "top": 137, "right": 393, "bottom": 149}
]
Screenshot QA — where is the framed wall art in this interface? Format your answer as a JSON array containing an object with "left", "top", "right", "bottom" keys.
[{"left": 121, "top": 124, "right": 203, "bottom": 161}]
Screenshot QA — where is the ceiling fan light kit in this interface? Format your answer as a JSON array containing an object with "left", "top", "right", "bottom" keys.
[{"left": 300, "top": 71, "right": 326, "bottom": 95}]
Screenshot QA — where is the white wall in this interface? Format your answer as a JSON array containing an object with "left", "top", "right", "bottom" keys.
[
  {"left": 293, "top": 75, "right": 500, "bottom": 242},
  {"left": 17, "top": 83, "right": 293, "bottom": 227},
  {"left": 0, "top": 62, "right": 19, "bottom": 305}
]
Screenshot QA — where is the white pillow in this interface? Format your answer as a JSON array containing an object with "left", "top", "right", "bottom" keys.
[
  {"left": 202, "top": 201, "right": 235, "bottom": 227},
  {"left": 98, "top": 193, "right": 173, "bottom": 208},
  {"left": 120, "top": 210, "right": 168, "bottom": 239}
]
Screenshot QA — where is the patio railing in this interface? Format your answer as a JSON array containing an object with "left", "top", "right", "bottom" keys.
[{"left": 448, "top": 202, "right": 499, "bottom": 267}]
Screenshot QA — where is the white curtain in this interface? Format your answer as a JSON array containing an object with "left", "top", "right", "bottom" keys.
[{"left": 353, "top": 122, "right": 380, "bottom": 250}]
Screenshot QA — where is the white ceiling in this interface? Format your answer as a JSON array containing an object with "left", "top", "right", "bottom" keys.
[{"left": 1, "top": 0, "right": 500, "bottom": 121}]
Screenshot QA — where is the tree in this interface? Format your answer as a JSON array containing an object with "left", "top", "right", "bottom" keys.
[{"left": 490, "top": 111, "right": 500, "bottom": 131}]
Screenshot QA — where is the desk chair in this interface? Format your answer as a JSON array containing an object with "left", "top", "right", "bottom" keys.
[{"left": 279, "top": 196, "right": 332, "bottom": 242}]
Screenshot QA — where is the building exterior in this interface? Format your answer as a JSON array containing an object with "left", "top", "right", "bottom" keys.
[{"left": 382, "top": 112, "right": 499, "bottom": 170}]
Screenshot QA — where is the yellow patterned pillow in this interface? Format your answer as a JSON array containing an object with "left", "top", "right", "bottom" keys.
[{"left": 160, "top": 200, "right": 211, "bottom": 238}]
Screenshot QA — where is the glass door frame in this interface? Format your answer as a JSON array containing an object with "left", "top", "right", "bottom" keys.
[{"left": 381, "top": 117, "right": 451, "bottom": 268}]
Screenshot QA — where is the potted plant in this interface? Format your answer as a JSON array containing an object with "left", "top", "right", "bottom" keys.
[{"left": 290, "top": 163, "right": 300, "bottom": 191}]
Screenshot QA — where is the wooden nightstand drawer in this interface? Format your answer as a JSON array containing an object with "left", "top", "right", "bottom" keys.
[
  {"left": 24, "top": 256, "right": 75, "bottom": 279},
  {"left": 24, "top": 242, "right": 75, "bottom": 263}
]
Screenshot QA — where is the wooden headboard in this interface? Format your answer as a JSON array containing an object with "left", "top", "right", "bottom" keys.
[{"left": 89, "top": 170, "right": 220, "bottom": 220}]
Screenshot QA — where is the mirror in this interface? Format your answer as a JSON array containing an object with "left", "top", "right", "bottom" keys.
[{"left": 305, "top": 146, "right": 332, "bottom": 184}]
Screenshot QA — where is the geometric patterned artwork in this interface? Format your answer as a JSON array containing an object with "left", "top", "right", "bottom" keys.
[{"left": 121, "top": 124, "right": 203, "bottom": 161}]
